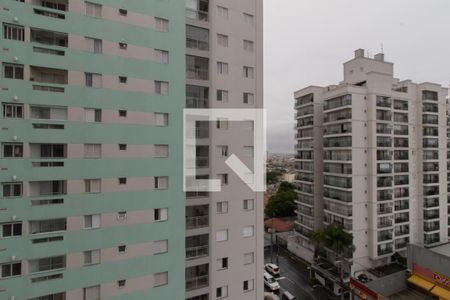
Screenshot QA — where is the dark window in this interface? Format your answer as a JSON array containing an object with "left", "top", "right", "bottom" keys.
[
  {"left": 3, "top": 63, "right": 24, "bottom": 79},
  {"left": 119, "top": 42, "right": 127, "bottom": 50},
  {"left": 119, "top": 144, "right": 127, "bottom": 151},
  {"left": 119, "top": 110, "right": 127, "bottom": 117},
  {"left": 119, "top": 178, "right": 127, "bottom": 184},
  {"left": 3, "top": 144, "right": 23, "bottom": 158},
  {"left": 118, "top": 245, "right": 126, "bottom": 252},
  {"left": 119, "top": 9, "right": 127, "bottom": 16},
  {"left": 119, "top": 76, "right": 127, "bottom": 84},
  {"left": 2, "top": 182, "right": 22, "bottom": 197},
  {"left": 2, "top": 223, "right": 22, "bottom": 237}
]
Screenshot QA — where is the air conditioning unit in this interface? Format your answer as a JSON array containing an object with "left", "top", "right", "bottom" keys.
[
  {"left": 13, "top": 96, "right": 18, "bottom": 101},
  {"left": 11, "top": 255, "right": 16, "bottom": 261},
  {"left": 11, "top": 215, "right": 16, "bottom": 221},
  {"left": 13, "top": 16, "right": 19, "bottom": 22},
  {"left": 12, "top": 175, "right": 17, "bottom": 181},
  {"left": 12, "top": 136, "right": 17, "bottom": 141},
  {"left": 13, "top": 56, "right": 18, "bottom": 62}
]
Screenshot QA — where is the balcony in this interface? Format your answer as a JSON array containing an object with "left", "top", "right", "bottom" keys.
[
  {"left": 423, "top": 127, "right": 439, "bottom": 136},
  {"left": 186, "top": 55, "right": 209, "bottom": 80},
  {"left": 395, "top": 225, "right": 409, "bottom": 236},
  {"left": 324, "top": 123, "right": 352, "bottom": 135},
  {"left": 423, "top": 103, "right": 438, "bottom": 113},
  {"left": 394, "top": 138, "right": 408, "bottom": 148},
  {"left": 423, "top": 162, "right": 439, "bottom": 172},
  {"left": 378, "top": 230, "right": 393, "bottom": 242},
  {"left": 324, "top": 201, "right": 352, "bottom": 217},
  {"left": 324, "top": 214, "right": 352, "bottom": 231},
  {"left": 376, "top": 96, "right": 392, "bottom": 108},
  {"left": 394, "top": 214, "right": 409, "bottom": 223},
  {"left": 30, "top": 66, "right": 67, "bottom": 93},
  {"left": 394, "top": 175, "right": 409, "bottom": 186},
  {"left": 324, "top": 163, "right": 352, "bottom": 174},
  {"left": 297, "top": 194, "right": 314, "bottom": 206},
  {"left": 394, "top": 163, "right": 408, "bottom": 173},
  {"left": 297, "top": 205, "right": 314, "bottom": 217},
  {"left": 394, "top": 200, "right": 409, "bottom": 211},
  {"left": 377, "top": 137, "right": 392, "bottom": 148},
  {"left": 423, "top": 138, "right": 438, "bottom": 148},
  {"left": 186, "top": 234, "right": 208, "bottom": 260},
  {"left": 393, "top": 113, "right": 408, "bottom": 123},
  {"left": 186, "top": 191, "right": 209, "bottom": 198},
  {"left": 377, "top": 177, "right": 393, "bottom": 188},
  {"left": 393, "top": 100, "right": 408, "bottom": 111},
  {"left": 423, "top": 174, "right": 439, "bottom": 184},
  {"left": 29, "top": 180, "right": 66, "bottom": 197},
  {"left": 422, "top": 90, "right": 438, "bottom": 101},
  {"left": 297, "top": 106, "right": 314, "bottom": 117},
  {"left": 377, "top": 190, "right": 393, "bottom": 202},
  {"left": 376, "top": 123, "right": 392, "bottom": 134},
  {"left": 424, "top": 186, "right": 439, "bottom": 196},
  {"left": 32, "top": 0, "right": 67, "bottom": 19},
  {"left": 294, "top": 222, "right": 312, "bottom": 238},
  {"left": 186, "top": 85, "right": 209, "bottom": 108},
  {"left": 297, "top": 116, "right": 314, "bottom": 127},
  {"left": 186, "top": 205, "right": 209, "bottom": 230},
  {"left": 395, "top": 237, "right": 409, "bottom": 249},
  {"left": 324, "top": 109, "right": 351, "bottom": 123},
  {"left": 424, "top": 210, "right": 439, "bottom": 220},
  {"left": 31, "top": 28, "right": 68, "bottom": 47},
  {"left": 377, "top": 150, "right": 393, "bottom": 161},
  {"left": 378, "top": 219, "right": 393, "bottom": 228},
  {"left": 394, "top": 125, "right": 408, "bottom": 135},
  {"left": 424, "top": 233, "right": 440, "bottom": 245},
  {"left": 323, "top": 94, "right": 351, "bottom": 111},
  {"left": 186, "top": 264, "right": 209, "bottom": 291},
  {"left": 377, "top": 244, "right": 394, "bottom": 256},
  {"left": 186, "top": 25, "right": 209, "bottom": 51},
  {"left": 324, "top": 150, "right": 351, "bottom": 161},
  {"left": 377, "top": 205, "right": 393, "bottom": 215},
  {"left": 394, "top": 188, "right": 409, "bottom": 198},
  {"left": 424, "top": 221, "right": 440, "bottom": 232},
  {"left": 394, "top": 150, "right": 408, "bottom": 160},
  {"left": 296, "top": 172, "right": 314, "bottom": 183},
  {"left": 323, "top": 188, "right": 352, "bottom": 203},
  {"left": 376, "top": 110, "right": 392, "bottom": 121},
  {"left": 324, "top": 136, "right": 352, "bottom": 148},
  {"left": 423, "top": 115, "right": 438, "bottom": 125},
  {"left": 295, "top": 93, "right": 314, "bottom": 107}
]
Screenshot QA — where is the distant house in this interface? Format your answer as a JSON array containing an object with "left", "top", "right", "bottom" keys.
[{"left": 264, "top": 217, "right": 295, "bottom": 232}]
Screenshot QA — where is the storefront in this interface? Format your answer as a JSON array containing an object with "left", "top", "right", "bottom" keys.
[{"left": 407, "top": 263, "right": 450, "bottom": 300}]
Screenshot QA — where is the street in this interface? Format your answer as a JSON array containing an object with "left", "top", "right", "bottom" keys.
[{"left": 265, "top": 246, "right": 338, "bottom": 300}]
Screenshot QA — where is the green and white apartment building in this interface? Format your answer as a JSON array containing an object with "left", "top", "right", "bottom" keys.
[{"left": 0, "top": 0, "right": 263, "bottom": 299}]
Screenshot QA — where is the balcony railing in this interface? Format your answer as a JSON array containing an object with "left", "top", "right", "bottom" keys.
[
  {"left": 186, "top": 38, "right": 209, "bottom": 51},
  {"left": 378, "top": 220, "right": 393, "bottom": 228},
  {"left": 186, "top": 97, "right": 209, "bottom": 108},
  {"left": 186, "top": 275, "right": 209, "bottom": 291},
  {"left": 186, "top": 245, "right": 209, "bottom": 260},
  {"left": 186, "top": 215, "right": 209, "bottom": 230},
  {"left": 186, "top": 8, "right": 209, "bottom": 21},
  {"left": 186, "top": 68, "right": 209, "bottom": 80}
]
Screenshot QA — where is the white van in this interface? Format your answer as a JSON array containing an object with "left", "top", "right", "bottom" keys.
[
  {"left": 264, "top": 272, "right": 280, "bottom": 292},
  {"left": 281, "top": 291, "right": 297, "bottom": 300}
]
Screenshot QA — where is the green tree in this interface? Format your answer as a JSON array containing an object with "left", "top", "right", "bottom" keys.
[
  {"left": 264, "top": 181, "right": 296, "bottom": 217},
  {"left": 310, "top": 223, "right": 353, "bottom": 256},
  {"left": 266, "top": 171, "right": 282, "bottom": 185}
]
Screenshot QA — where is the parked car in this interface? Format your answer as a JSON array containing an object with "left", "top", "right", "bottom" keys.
[
  {"left": 265, "top": 263, "right": 280, "bottom": 276},
  {"left": 281, "top": 291, "right": 297, "bottom": 300},
  {"left": 264, "top": 272, "right": 280, "bottom": 292}
]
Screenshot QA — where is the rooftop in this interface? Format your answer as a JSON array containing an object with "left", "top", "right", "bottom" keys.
[{"left": 429, "top": 243, "right": 450, "bottom": 257}]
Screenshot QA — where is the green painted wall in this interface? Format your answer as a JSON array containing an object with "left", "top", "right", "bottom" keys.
[{"left": 0, "top": 0, "right": 186, "bottom": 299}]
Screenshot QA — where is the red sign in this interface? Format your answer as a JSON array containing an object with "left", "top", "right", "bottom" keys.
[{"left": 433, "top": 273, "right": 450, "bottom": 288}]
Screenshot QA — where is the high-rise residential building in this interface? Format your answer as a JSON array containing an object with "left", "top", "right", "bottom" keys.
[
  {"left": 0, "top": 1, "right": 183, "bottom": 299},
  {"left": 0, "top": 1, "right": 263, "bottom": 299},
  {"left": 293, "top": 49, "right": 449, "bottom": 295},
  {"left": 185, "top": 1, "right": 263, "bottom": 300}
]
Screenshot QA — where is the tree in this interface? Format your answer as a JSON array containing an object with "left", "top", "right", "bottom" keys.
[
  {"left": 266, "top": 171, "right": 282, "bottom": 185},
  {"left": 264, "top": 181, "right": 296, "bottom": 217}
]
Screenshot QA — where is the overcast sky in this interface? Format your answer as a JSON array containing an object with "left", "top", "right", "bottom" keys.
[{"left": 264, "top": 0, "right": 450, "bottom": 153}]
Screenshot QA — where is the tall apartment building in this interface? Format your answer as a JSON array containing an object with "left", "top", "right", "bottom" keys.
[
  {"left": 185, "top": 1, "right": 263, "bottom": 300},
  {"left": 0, "top": 1, "right": 187, "bottom": 299},
  {"left": 293, "top": 49, "right": 449, "bottom": 294}
]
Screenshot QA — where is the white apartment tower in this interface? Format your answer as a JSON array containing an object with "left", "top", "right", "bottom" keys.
[
  {"left": 294, "top": 49, "right": 449, "bottom": 293},
  {"left": 185, "top": 1, "right": 264, "bottom": 300}
]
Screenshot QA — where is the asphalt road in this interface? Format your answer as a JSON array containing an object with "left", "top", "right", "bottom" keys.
[{"left": 265, "top": 247, "right": 338, "bottom": 300}]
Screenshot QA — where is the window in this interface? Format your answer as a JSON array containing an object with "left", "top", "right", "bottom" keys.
[
  {"left": 3, "top": 23, "right": 24, "bottom": 41},
  {"left": 155, "top": 112, "right": 169, "bottom": 126},
  {"left": 2, "top": 182, "right": 22, "bottom": 197},
  {"left": 83, "top": 285, "right": 100, "bottom": 300},
  {"left": 29, "top": 218, "right": 66, "bottom": 234},
  {"left": 243, "top": 66, "right": 254, "bottom": 79},
  {"left": 154, "top": 208, "right": 168, "bottom": 222},
  {"left": 154, "top": 145, "right": 169, "bottom": 158},
  {"left": 2, "top": 222, "right": 22, "bottom": 237},
  {"left": 118, "top": 110, "right": 127, "bottom": 117},
  {"left": 119, "top": 144, "right": 127, "bottom": 151},
  {"left": 30, "top": 105, "right": 67, "bottom": 120},
  {"left": 85, "top": 108, "right": 101, "bottom": 122},
  {"left": 85, "top": 73, "right": 102, "bottom": 88},
  {"left": 3, "top": 143, "right": 23, "bottom": 158},
  {"left": 3, "top": 63, "right": 24, "bottom": 79},
  {"left": 243, "top": 40, "right": 254, "bottom": 52},
  {"left": 85, "top": 179, "right": 101, "bottom": 193},
  {"left": 119, "top": 8, "right": 127, "bottom": 16},
  {"left": 84, "top": 249, "right": 100, "bottom": 265},
  {"left": 85, "top": 2, "right": 102, "bottom": 17},
  {"left": 243, "top": 199, "right": 254, "bottom": 211},
  {"left": 119, "top": 76, "right": 127, "bottom": 84},
  {"left": 155, "top": 81, "right": 169, "bottom": 95},
  {"left": 217, "top": 201, "right": 228, "bottom": 214},
  {"left": 216, "top": 229, "right": 228, "bottom": 242},
  {"left": 155, "top": 49, "right": 169, "bottom": 64},
  {"left": 217, "top": 145, "right": 228, "bottom": 157},
  {"left": 216, "top": 286, "right": 228, "bottom": 298},
  {"left": 118, "top": 245, "right": 126, "bottom": 253},
  {"left": 118, "top": 178, "right": 127, "bottom": 185},
  {"left": 84, "top": 144, "right": 101, "bottom": 158},
  {"left": 244, "top": 252, "right": 254, "bottom": 265},
  {"left": 1, "top": 262, "right": 21, "bottom": 278},
  {"left": 3, "top": 103, "right": 23, "bottom": 118},
  {"left": 117, "top": 211, "right": 126, "bottom": 220},
  {"left": 154, "top": 239, "right": 168, "bottom": 254},
  {"left": 217, "top": 257, "right": 228, "bottom": 270},
  {"left": 117, "top": 280, "right": 126, "bottom": 288},
  {"left": 85, "top": 37, "right": 102, "bottom": 53},
  {"left": 243, "top": 225, "right": 254, "bottom": 238},
  {"left": 28, "top": 255, "right": 66, "bottom": 273},
  {"left": 155, "top": 176, "right": 168, "bottom": 189},
  {"left": 243, "top": 279, "right": 254, "bottom": 292},
  {"left": 217, "top": 6, "right": 228, "bottom": 19},
  {"left": 29, "top": 292, "right": 66, "bottom": 300},
  {"left": 218, "top": 173, "right": 228, "bottom": 185},
  {"left": 119, "top": 42, "right": 128, "bottom": 50},
  {"left": 155, "top": 17, "right": 169, "bottom": 32},
  {"left": 243, "top": 93, "right": 255, "bottom": 104},
  {"left": 217, "top": 34, "right": 228, "bottom": 47},
  {"left": 217, "top": 62, "right": 228, "bottom": 75},
  {"left": 217, "top": 90, "right": 228, "bottom": 102},
  {"left": 244, "top": 13, "right": 254, "bottom": 25},
  {"left": 84, "top": 214, "right": 101, "bottom": 229},
  {"left": 216, "top": 118, "right": 228, "bottom": 130},
  {"left": 154, "top": 271, "right": 168, "bottom": 287}
]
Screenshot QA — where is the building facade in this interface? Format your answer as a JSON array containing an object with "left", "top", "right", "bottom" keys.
[
  {"left": 0, "top": 1, "right": 186, "bottom": 299},
  {"left": 185, "top": 1, "right": 264, "bottom": 300},
  {"left": 293, "top": 49, "right": 449, "bottom": 294}
]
